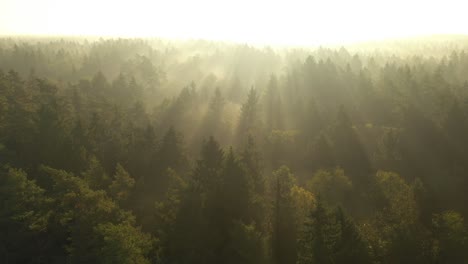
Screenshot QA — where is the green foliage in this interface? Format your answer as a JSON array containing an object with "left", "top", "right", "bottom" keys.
[
  {"left": 221, "top": 148, "right": 252, "bottom": 221},
  {"left": 308, "top": 134, "right": 335, "bottom": 171},
  {"left": 432, "top": 211, "right": 468, "bottom": 262},
  {"left": 82, "top": 155, "right": 111, "bottom": 190},
  {"left": 361, "top": 171, "right": 435, "bottom": 263},
  {"left": 198, "top": 87, "right": 229, "bottom": 144},
  {"left": 94, "top": 222, "right": 153, "bottom": 264},
  {"left": 271, "top": 166, "right": 299, "bottom": 264},
  {"left": 267, "top": 130, "right": 301, "bottom": 168},
  {"left": 241, "top": 136, "right": 268, "bottom": 231},
  {"left": 334, "top": 208, "right": 372, "bottom": 263},
  {"left": 297, "top": 200, "right": 371, "bottom": 264},
  {"left": 237, "top": 88, "right": 261, "bottom": 143},
  {"left": 228, "top": 221, "right": 267, "bottom": 264},
  {"left": 192, "top": 136, "right": 224, "bottom": 195},
  {"left": 0, "top": 168, "right": 53, "bottom": 262},
  {"left": 307, "top": 168, "right": 352, "bottom": 208},
  {"left": 109, "top": 163, "right": 135, "bottom": 204},
  {"left": 329, "top": 106, "right": 371, "bottom": 183},
  {"left": 1, "top": 38, "right": 468, "bottom": 263},
  {"left": 264, "top": 74, "right": 283, "bottom": 131},
  {"left": 0, "top": 168, "right": 51, "bottom": 230},
  {"left": 375, "top": 171, "right": 418, "bottom": 226},
  {"left": 157, "top": 127, "right": 189, "bottom": 175},
  {"left": 40, "top": 165, "right": 148, "bottom": 263},
  {"left": 154, "top": 168, "right": 187, "bottom": 253}
]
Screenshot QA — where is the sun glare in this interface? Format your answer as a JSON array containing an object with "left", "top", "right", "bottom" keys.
[{"left": 1, "top": 0, "right": 468, "bottom": 45}]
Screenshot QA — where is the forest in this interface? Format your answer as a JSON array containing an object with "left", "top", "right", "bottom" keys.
[{"left": 1, "top": 36, "right": 468, "bottom": 263}]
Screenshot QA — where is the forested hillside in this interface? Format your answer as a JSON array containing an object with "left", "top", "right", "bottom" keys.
[{"left": 1, "top": 37, "right": 468, "bottom": 263}]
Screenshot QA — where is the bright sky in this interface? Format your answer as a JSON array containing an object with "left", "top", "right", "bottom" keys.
[{"left": 0, "top": 0, "right": 467, "bottom": 45}]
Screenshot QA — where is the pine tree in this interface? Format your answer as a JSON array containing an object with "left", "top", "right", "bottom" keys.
[
  {"left": 109, "top": 164, "right": 135, "bottom": 205},
  {"left": 166, "top": 137, "right": 224, "bottom": 264},
  {"left": 297, "top": 197, "right": 337, "bottom": 264},
  {"left": 221, "top": 148, "right": 251, "bottom": 222},
  {"left": 237, "top": 87, "right": 261, "bottom": 144},
  {"left": 0, "top": 167, "right": 53, "bottom": 262},
  {"left": 82, "top": 155, "right": 111, "bottom": 191},
  {"left": 157, "top": 126, "right": 189, "bottom": 174},
  {"left": 193, "top": 136, "right": 224, "bottom": 193},
  {"left": 271, "top": 166, "right": 298, "bottom": 264},
  {"left": 264, "top": 74, "right": 283, "bottom": 131},
  {"left": 330, "top": 105, "right": 371, "bottom": 186},
  {"left": 334, "top": 207, "right": 371, "bottom": 264}
]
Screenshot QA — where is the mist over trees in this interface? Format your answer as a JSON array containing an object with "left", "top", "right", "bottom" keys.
[{"left": 1, "top": 36, "right": 468, "bottom": 263}]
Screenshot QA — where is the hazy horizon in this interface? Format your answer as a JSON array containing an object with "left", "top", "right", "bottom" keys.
[{"left": 2, "top": 0, "right": 468, "bottom": 45}]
